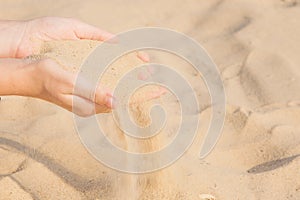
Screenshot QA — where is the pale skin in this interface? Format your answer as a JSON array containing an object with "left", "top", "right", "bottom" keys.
[{"left": 0, "top": 17, "right": 164, "bottom": 116}]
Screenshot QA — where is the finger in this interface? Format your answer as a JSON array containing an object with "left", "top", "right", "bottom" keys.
[
  {"left": 72, "top": 75, "right": 114, "bottom": 108},
  {"left": 145, "top": 86, "right": 168, "bottom": 101},
  {"left": 131, "top": 86, "right": 167, "bottom": 105},
  {"left": 137, "top": 71, "right": 151, "bottom": 81},
  {"left": 95, "top": 85, "right": 115, "bottom": 108},
  {"left": 73, "top": 95, "right": 111, "bottom": 116},
  {"left": 62, "top": 95, "right": 111, "bottom": 117},
  {"left": 137, "top": 65, "right": 155, "bottom": 81},
  {"left": 137, "top": 51, "right": 150, "bottom": 62},
  {"left": 146, "top": 65, "right": 155, "bottom": 75},
  {"left": 72, "top": 20, "right": 115, "bottom": 41}
]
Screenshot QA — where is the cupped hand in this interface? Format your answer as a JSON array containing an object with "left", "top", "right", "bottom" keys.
[
  {"left": 36, "top": 59, "right": 116, "bottom": 116},
  {"left": 4, "top": 58, "right": 164, "bottom": 117},
  {"left": 0, "top": 17, "right": 149, "bottom": 61},
  {"left": 15, "top": 17, "right": 116, "bottom": 58}
]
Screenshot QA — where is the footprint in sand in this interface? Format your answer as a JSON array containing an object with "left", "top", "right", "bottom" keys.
[{"left": 240, "top": 49, "right": 300, "bottom": 107}]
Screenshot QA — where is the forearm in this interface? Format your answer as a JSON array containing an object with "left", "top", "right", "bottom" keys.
[{"left": 0, "top": 20, "right": 27, "bottom": 58}]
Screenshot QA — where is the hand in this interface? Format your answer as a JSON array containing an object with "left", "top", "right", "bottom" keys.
[
  {"left": 33, "top": 59, "right": 116, "bottom": 116},
  {"left": 0, "top": 58, "right": 165, "bottom": 116},
  {"left": 0, "top": 17, "right": 149, "bottom": 61},
  {"left": 0, "top": 17, "right": 162, "bottom": 116},
  {"left": 0, "top": 17, "right": 107, "bottom": 58}
]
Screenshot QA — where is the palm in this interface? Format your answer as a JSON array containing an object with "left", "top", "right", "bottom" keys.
[{"left": 15, "top": 17, "right": 113, "bottom": 58}]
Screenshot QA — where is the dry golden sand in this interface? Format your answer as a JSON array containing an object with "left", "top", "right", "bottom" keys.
[{"left": 1, "top": 0, "right": 300, "bottom": 199}]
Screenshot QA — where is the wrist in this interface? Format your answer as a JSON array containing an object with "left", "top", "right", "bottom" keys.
[
  {"left": 0, "top": 59, "right": 24, "bottom": 95},
  {"left": 0, "top": 59, "right": 41, "bottom": 97},
  {"left": 12, "top": 60, "right": 43, "bottom": 97}
]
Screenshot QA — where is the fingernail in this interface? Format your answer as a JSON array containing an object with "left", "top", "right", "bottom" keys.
[
  {"left": 106, "top": 97, "right": 113, "bottom": 108},
  {"left": 106, "top": 96, "right": 117, "bottom": 109}
]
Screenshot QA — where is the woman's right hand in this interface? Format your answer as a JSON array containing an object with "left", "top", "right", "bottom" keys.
[{"left": 0, "top": 58, "right": 165, "bottom": 117}]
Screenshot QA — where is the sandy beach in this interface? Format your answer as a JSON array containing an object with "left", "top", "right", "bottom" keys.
[{"left": 1, "top": 0, "right": 300, "bottom": 199}]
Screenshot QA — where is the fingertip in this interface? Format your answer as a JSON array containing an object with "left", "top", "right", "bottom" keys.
[
  {"left": 100, "top": 31, "right": 116, "bottom": 41},
  {"left": 105, "top": 95, "right": 117, "bottom": 109},
  {"left": 146, "top": 65, "right": 155, "bottom": 75},
  {"left": 137, "top": 51, "right": 150, "bottom": 62},
  {"left": 106, "top": 91, "right": 114, "bottom": 97},
  {"left": 106, "top": 35, "right": 119, "bottom": 43},
  {"left": 159, "top": 87, "right": 168, "bottom": 95},
  {"left": 137, "top": 71, "right": 150, "bottom": 80},
  {"left": 149, "top": 86, "right": 168, "bottom": 99},
  {"left": 73, "top": 20, "right": 116, "bottom": 41},
  {"left": 102, "top": 89, "right": 116, "bottom": 108}
]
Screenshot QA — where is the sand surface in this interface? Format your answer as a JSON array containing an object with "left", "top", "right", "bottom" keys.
[{"left": 1, "top": 0, "right": 300, "bottom": 199}]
